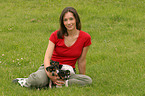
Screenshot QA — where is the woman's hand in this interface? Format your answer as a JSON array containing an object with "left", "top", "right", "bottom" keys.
[{"left": 47, "top": 71, "right": 64, "bottom": 85}]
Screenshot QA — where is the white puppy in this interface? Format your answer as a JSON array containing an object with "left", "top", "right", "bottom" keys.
[{"left": 60, "top": 65, "right": 75, "bottom": 75}]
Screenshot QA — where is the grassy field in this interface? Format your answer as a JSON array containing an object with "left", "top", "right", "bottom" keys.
[{"left": 0, "top": 0, "right": 145, "bottom": 96}]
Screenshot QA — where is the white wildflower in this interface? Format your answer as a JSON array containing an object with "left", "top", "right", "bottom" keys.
[{"left": 2, "top": 54, "right": 4, "bottom": 56}]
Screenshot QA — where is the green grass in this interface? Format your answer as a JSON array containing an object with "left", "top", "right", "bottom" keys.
[{"left": 0, "top": 0, "right": 145, "bottom": 96}]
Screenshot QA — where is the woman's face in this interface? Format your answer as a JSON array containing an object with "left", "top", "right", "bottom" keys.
[{"left": 63, "top": 12, "right": 76, "bottom": 31}]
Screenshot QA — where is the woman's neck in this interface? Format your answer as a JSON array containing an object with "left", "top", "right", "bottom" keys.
[{"left": 67, "top": 29, "right": 79, "bottom": 37}]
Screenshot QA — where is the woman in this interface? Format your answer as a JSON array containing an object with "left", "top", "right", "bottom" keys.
[{"left": 13, "top": 7, "right": 92, "bottom": 88}]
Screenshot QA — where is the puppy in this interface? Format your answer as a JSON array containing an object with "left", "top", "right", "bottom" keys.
[{"left": 46, "top": 60, "right": 74, "bottom": 88}]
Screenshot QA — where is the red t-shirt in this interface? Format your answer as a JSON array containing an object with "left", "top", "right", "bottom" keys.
[{"left": 49, "top": 30, "right": 91, "bottom": 68}]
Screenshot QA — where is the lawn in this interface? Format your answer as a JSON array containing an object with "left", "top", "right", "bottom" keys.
[{"left": 0, "top": 0, "right": 144, "bottom": 96}]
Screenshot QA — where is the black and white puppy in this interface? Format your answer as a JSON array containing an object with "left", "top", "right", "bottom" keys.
[{"left": 46, "top": 60, "right": 75, "bottom": 88}]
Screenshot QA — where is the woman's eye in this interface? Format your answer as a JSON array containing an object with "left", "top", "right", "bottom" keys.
[
  {"left": 70, "top": 18, "right": 73, "bottom": 20},
  {"left": 64, "top": 19, "right": 67, "bottom": 21}
]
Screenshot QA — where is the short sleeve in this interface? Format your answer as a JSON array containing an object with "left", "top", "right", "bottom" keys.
[
  {"left": 49, "top": 31, "right": 58, "bottom": 44},
  {"left": 84, "top": 34, "right": 91, "bottom": 47}
]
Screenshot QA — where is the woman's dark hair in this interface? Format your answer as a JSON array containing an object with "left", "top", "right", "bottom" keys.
[{"left": 57, "top": 7, "right": 81, "bottom": 39}]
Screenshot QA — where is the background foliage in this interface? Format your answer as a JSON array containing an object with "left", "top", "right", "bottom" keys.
[{"left": 0, "top": 0, "right": 144, "bottom": 96}]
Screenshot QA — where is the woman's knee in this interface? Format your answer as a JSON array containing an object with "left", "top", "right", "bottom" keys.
[
  {"left": 69, "top": 74, "right": 92, "bottom": 86},
  {"left": 83, "top": 75, "right": 92, "bottom": 85},
  {"left": 27, "top": 71, "right": 48, "bottom": 87}
]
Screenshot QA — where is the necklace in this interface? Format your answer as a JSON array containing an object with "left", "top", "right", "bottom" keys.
[{"left": 64, "top": 30, "right": 80, "bottom": 47}]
